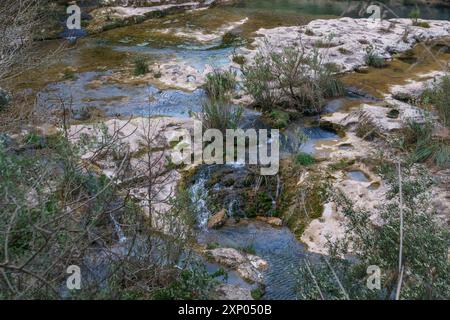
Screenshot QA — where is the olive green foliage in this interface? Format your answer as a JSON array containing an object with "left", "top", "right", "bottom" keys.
[
  {"left": 243, "top": 42, "right": 344, "bottom": 114},
  {"left": 133, "top": 55, "right": 149, "bottom": 76},
  {"left": 265, "top": 109, "right": 290, "bottom": 129},
  {"left": 153, "top": 264, "right": 218, "bottom": 300},
  {"left": 295, "top": 152, "right": 315, "bottom": 166},
  {"left": 0, "top": 129, "right": 211, "bottom": 299},
  {"left": 296, "top": 165, "right": 450, "bottom": 300},
  {"left": 400, "top": 119, "right": 449, "bottom": 168},
  {"left": 204, "top": 69, "right": 237, "bottom": 102},
  {"left": 420, "top": 76, "right": 450, "bottom": 127},
  {"left": 200, "top": 99, "right": 243, "bottom": 132},
  {"left": 201, "top": 69, "right": 242, "bottom": 132}
]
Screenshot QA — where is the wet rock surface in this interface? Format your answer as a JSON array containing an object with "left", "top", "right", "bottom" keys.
[{"left": 206, "top": 247, "right": 268, "bottom": 284}]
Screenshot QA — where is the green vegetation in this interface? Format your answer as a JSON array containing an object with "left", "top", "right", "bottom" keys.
[
  {"left": 243, "top": 44, "right": 344, "bottom": 115},
  {"left": 133, "top": 55, "right": 149, "bottom": 76},
  {"left": 399, "top": 119, "right": 449, "bottom": 168},
  {"left": 295, "top": 152, "right": 316, "bottom": 166},
  {"left": 0, "top": 89, "right": 11, "bottom": 111},
  {"left": 0, "top": 128, "right": 214, "bottom": 299},
  {"left": 265, "top": 109, "right": 290, "bottom": 129},
  {"left": 232, "top": 54, "right": 246, "bottom": 66},
  {"left": 420, "top": 76, "right": 450, "bottom": 127},
  {"left": 296, "top": 165, "right": 450, "bottom": 300},
  {"left": 251, "top": 287, "right": 264, "bottom": 300},
  {"left": 153, "top": 265, "right": 218, "bottom": 300},
  {"left": 221, "top": 31, "right": 242, "bottom": 47},
  {"left": 365, "top": 47, "right": 387, "bottom": 68},
  {"left": 204, "top": 69, "right": 237, "bottom": 102},
  {"left": 200, "top": 99, "right": 243, "bottom": 132}
]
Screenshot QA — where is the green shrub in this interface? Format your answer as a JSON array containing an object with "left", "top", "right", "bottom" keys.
[
  {"left": 0, "top": 88, "right": 12, "bottom": 111},
  {"left": 295, "top": 152, "right": 315, "bottom": 166},
  {"left": 243, "top": 45, "right": 344, "bottom": 114},
  {"left": 409, "top": 6, "right": 421, "bottom": 25},
  {"left": 204, "top": 69, "right": 237, "bottom": 102},
  {"left": 266, "top": 109, "right": 290, "bottom": 129},
  {"left": 133, "top": 55, "right": 148, "bottom": 76},
  {"left": 242, "top": 53, "right": 278, "bottom": 111},
  {"left": 153, "top": 265, "right": 217, "bottom": 300},
  {"left": 221, "top": 31, "right": 241, "bottom": 47},
  {"left": 296, "top": 166, "right": 450, "bottom": 300}
]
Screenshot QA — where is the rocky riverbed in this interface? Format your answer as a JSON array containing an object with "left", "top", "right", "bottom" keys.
[{"left": 6, "top": 0, "right": 450, "bottom": 300}]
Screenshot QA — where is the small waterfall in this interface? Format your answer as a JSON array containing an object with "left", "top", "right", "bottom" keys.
[
  {"left": 190, "top": 169, "right": 211, "bottom": 230},
  {"left": 109, "top": 212, "right": 127, "bottom": 243}
]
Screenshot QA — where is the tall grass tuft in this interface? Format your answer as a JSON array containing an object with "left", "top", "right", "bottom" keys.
[
  {"left": 133, "top": 56, "right": 148, "bottom": 76},
  {"left": 204, "top": 69, "right": 237, "bottom": 102},
  {"left": 200, "top": 99, "right": 243, "bottom": 133},
  {"left": 420, "top": 76, "right": 450, "bottom": 127},
  {"left": 365, "top": 47, "right": 386, "bottom": 68},
  {"left": 402, "top": 119, "right": 449, "bottom": 168}
]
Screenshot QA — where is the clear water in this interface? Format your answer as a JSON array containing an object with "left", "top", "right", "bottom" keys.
[
  {"left": 347, "top": 170, "right": 370, "bottom": 182},
  {"left": 38, "top": 71, "right": 206, "bottom": 117},
  {"left": 281, "top": 125, "right": 341, "bottom": 156}
]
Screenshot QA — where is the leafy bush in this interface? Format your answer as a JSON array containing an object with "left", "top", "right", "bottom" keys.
[
  {"left": 242, "top": 53, "right": 278, "bottom": 111},
  {"left": 295, "top": 152, "right": 315, "bottom": 166},
  {"left": 153, "top": 264, "right": 217, "bottom": 300},
  {"left": 232, "top": 54, "right": 246, "bottom": 65},
  {"left": 221, "top": 31, "right": 241, "bottom": 47},
  {"left": 204, "top": 69, "right": 237, "bottom": 102},
  {"left": 296, "top": 165, "right": 450, "bottom": 300},
  {"left": 265, "top": 109, "right": 290, "bottom": 129},
  {"left": 251, "top": 287, "right": 264, "bottom": 300},
  {"left": 243, "top": 43, "right": 344, "bottom": 114},
  {"left": 0, "top": 88, "right": 12, "bottom": 111}
]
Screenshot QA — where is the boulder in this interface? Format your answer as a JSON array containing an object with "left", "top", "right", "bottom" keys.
[
  {"left": 207, "top": 209, "right": 227, "bottom": 229},
  {"left": 206, "top": 248, "right": 268, "bottom": 284}
]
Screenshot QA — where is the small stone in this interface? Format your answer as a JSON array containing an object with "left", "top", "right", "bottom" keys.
[
  {"left": 207, "top": 209, "right": 227, "bottom": 229},
  {"left": 256, "top": 216, "right": 283, "bottom": 227}
]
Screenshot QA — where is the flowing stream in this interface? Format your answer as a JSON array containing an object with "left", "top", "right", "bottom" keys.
[{"left": 18, "top": 0, "right": 449, "bottom": 300}]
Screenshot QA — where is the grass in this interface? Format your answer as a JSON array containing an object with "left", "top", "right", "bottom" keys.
[
  {"left": 204, "top": 69, "right": 237, "bottom": 102},
  {"left": 355, "top": 110, "right": 381, "bottom": 141},
  {"left": 365, "top": 48, "right": 386, "bottom": 68},
  {"left": 420, "top": 76, "right": 450, "bottom": 127},
  {"left": 265, "top": 109, "right": 290, "bottom": 129},
  {"left": 133, "top": 56, "right": 149, "bottom": 76},
  {"left": 295, "top": 152, "right": 315, "bottom": 166},
  {"left": 401, "top": 119, "right": 449, "bottom": 168},
  {"left": 241, "top": 245, "right": 256, "bottom": 255},
  {"left": 200, "top": 99, "right": 243, "bottom": 133}
]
